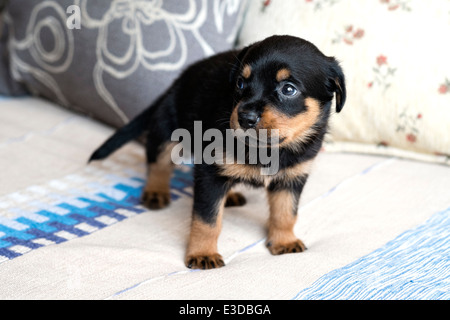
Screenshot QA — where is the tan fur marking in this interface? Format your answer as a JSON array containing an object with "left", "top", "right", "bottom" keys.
[
  {"left": 187, "top": 215, "right": 222, "bottom": 256},
  {"left": 220, "top": 163, "right": 263, "bottom": 182},
  {"left": 279, "top": 159, "right": 314, "bottom": 180},
  {"left": 335, "top": 77, "right": 343, "bottom": 107},
  {"left": 185, "top": 198, "right": 226, "bottom": 268},
  {"left": 142, "top": 142, "right": 175, "bottom": 209},
  {"left": 276, "top": 68, "right": 291, "bottom": 82},
  {"left": 259, "top": 97, "right": 321, "bottom": 147},
  {"left": 266, "top": 190, "right": 306, "bottom": 254},
  {"left": 145, "top": 163, "right": 172, "bottom": 193},
  {"left": 267, "top": 190, "right": 297, "bottom": 243},
  {"left": 144, "top": 143, "right": 174, "bottom": 192},
  {"left": 219, "top": 158, "right": 315, "bottom": 185},
  {"left": 242, "top": 64, "right": 252, "bottom": 79}
]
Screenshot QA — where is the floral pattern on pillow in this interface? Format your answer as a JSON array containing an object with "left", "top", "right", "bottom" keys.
[
  {"left": 1, "top": 0, "right": 246, "bottom": 128},
  {"left": 368, "top": 55, "right": 397, "bottom": 93},
  {"left": 439, "top": 79, "right": 450, "bottom": 95},
  {"left": 240, "top": 0, "right": 450, "bottom": 165}
]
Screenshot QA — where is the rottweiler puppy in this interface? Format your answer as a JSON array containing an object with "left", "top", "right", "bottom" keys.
[{"left": 89, "top": 35, "right": 346, "bottom": 269}]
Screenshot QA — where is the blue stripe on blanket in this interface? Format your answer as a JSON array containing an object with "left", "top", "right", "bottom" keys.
[
  {"left": 293, "top": 206, "right": 450, "bottom": 300},
  {"left": 0, "top": 166, "right": 193, "bottom": 263},
  {"left": 0, "top": 95, "right": 29, "bottom": 101}
]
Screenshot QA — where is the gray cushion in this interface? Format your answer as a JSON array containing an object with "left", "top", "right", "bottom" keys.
[{"left": 0, "top": 0, "right": 246, "bottom": 127}]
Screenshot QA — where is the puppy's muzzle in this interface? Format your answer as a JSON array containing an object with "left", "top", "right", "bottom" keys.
[{"left": 238, "top": 110, "right": 260, "bottom": 129}]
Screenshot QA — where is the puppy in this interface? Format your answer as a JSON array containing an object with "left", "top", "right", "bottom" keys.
[{"left": 89, "top": 35, "right": 346, "bottom": 269}]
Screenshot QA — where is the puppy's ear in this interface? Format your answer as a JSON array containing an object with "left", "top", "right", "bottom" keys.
[
  {"left": 328, "top": 59, "right": 346, "bottom": 113},
  {"left": 229, "top": 45, "right": 251, "bottom": 84}
]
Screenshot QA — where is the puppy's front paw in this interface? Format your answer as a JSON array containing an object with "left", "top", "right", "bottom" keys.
[
  {"left": 266, "top": 239, "right": 307, "bottom": 255},
  {"left": 185, "top": 253, "right": 225, "bottom": 270},
  {"left": 142, "top": 190, "right": 170, "bottom": 210}
]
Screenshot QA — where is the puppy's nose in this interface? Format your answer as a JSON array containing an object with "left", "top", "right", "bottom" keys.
[{"left": 238, "top": 110, "right": 260, "bottom": 129}]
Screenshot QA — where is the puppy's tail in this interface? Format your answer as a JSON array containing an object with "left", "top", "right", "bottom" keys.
[{"left": 88, "top": 105, "right": 156, "bottom": 163}]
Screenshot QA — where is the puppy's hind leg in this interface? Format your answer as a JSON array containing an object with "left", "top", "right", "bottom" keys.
[{"left": 142, "top": 142, "right": 176, "bottom": 210}]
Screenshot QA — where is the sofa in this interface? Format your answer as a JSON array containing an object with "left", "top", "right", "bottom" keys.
[{"left": 0, "top": 0, "right": 449, "bottom": 300}]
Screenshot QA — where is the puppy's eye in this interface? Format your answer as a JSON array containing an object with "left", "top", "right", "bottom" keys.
[
  {"left": 281, "top": 84, "right": 298, "bottom": 97},
  {"left": 236, "top": 77, "right": 245, "bottom": 90}
]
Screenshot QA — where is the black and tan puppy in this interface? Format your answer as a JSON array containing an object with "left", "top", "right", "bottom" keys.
[{"left": 89, "top": 35, "right": 346, "bottom": 269}]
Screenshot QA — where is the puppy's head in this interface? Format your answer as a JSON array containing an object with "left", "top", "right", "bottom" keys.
[{"left": 230, "top": 35, "right": 346, "bottom": 147}]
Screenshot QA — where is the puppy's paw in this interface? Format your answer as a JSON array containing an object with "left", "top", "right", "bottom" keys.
[
  {"left": 185, "top": 253, "right": 225, "bottom": 270},
  {"left": 266, "top": 239, "right": 307, "bottom": 255},
  {"left": 225, "top": 192, "right": 246, "bottom": 207},
  {"left": 142, "top": 190, "right": 170, "bottom": 210}
]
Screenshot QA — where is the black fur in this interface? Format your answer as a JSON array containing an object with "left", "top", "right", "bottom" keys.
[{"left": 90, "top": 35, "right": 346, "bottom": 269}]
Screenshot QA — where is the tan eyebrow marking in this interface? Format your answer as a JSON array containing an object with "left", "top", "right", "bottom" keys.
[
  {"left": 242, "top": 64, "right": 252, "bottom": 79},
  {"left": 276, "top": 68, "right": 291, "bottom": 82}
]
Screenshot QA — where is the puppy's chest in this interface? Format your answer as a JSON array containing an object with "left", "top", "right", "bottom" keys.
[{"left": 218, "top": 160, "right": 314, "bottom": 187}]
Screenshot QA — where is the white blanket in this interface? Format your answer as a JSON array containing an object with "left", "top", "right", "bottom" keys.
[{"left": 0, "top": 97, "right": 449, "bottom": 299}]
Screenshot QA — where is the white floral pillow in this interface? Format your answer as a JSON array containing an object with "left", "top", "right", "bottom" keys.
[{"left": 239, "top": 0, "right": 450, "bottom": 165}]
